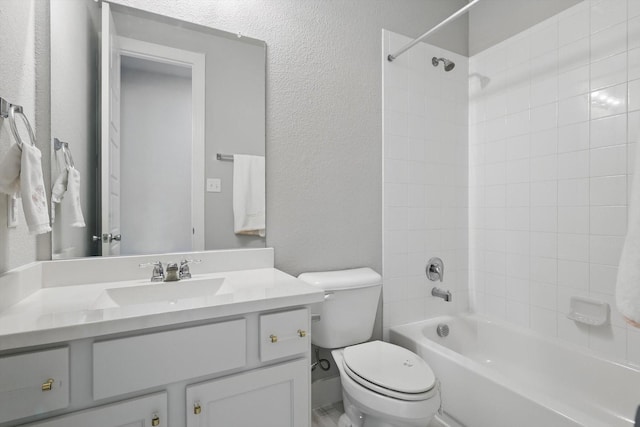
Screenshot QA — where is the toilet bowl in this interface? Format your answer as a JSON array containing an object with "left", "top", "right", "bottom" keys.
[
  {"left": 297, "top": 268, "right": 440, "bottom": 427},
  {"left": 332, "top": 341, "right": 439, "bottom": 427}
]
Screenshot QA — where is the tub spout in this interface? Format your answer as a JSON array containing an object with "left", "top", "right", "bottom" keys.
[{"left": 432, "top": 287, "right": 452, "bottom": 302}]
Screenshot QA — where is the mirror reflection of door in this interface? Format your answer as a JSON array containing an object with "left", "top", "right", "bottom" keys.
[{"left": 101, "top": 3, "right": 205, "bottom": 256}]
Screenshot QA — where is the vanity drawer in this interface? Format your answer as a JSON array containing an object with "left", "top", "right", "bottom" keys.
[
  {"left": 259, "top": 308, "right": 309, "bottom": 362},
  {"left": 93, "top": 319, "right": 246, "bottom": 399},
  {"left": 0, "top": 347, "right": 69, "bottom": 424}
]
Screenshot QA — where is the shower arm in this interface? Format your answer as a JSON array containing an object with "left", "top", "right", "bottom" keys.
[{"left": 387, "top": 0, "right": 481, "bottom": 62}]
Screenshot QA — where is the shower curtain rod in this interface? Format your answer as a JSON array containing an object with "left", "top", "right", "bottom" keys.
[{"left": 387, "top": 0, "right": 481, "bottom": 62}]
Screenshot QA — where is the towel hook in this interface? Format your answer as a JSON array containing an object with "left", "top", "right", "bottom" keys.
[{"left": 0, "top": 96, "right": 36, "bottom": 148}]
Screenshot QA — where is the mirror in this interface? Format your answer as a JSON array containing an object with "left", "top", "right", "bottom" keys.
[{"left": 50, "top": 0, "right": 266, "bottom": 259}]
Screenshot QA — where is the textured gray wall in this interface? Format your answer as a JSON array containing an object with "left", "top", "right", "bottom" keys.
[
  {"left": 108, "top": 0, "right": 469, "bottom": 276},
  {"left": 0, "top": 0, "right": 45, "bottom": 274}
]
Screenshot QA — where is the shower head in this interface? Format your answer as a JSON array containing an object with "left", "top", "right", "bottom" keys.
[{"left": 432, "top": 57, "right": 455, "bottom": 72}]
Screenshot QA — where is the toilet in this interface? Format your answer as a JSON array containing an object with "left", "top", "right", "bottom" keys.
[{"left": 298, "top": 268, "right": 439, "bottom": 427}]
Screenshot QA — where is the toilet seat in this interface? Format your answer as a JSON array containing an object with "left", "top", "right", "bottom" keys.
[{"left": 342, "top": 341, "right": 436, "bottom": 401}]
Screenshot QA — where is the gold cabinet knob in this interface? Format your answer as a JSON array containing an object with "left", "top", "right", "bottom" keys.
[
  {"left": 269, "top": 334, "right": 278, "bottom": 343},
  {"left": 151, "top": 414, "right": 160, "bottom": 426},
  {"left": 41, "top": 379, "right": 54, "bottom": 392},
  {"left": 297, "top": 329, "right": 307, "bottom": 338},
  {"left": 194, "top": 403, "right": 202, "bottom": 415}
]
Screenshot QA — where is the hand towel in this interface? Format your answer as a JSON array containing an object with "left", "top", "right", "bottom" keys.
[
  {"left": 51, "top": 167, "right": 69, "bottom": 203},
  {"left": 233, "top": 154, "right": 265, "bottom": 237},
  {"left": 0, "top": 143, "right": 22, "bottom": 195},
  {"left": 20, "top": 143, "right": 51, "bottom": 235},
  {"left": 616, "top": 139, "right": 640, "bottom": 326},
  {"left": 66, "top": 167, "right": 85, "bottom": 228}
]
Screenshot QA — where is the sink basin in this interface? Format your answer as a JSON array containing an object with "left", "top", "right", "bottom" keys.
[{"left": 93, "top": 277, "right": 226, "bottom": 309}]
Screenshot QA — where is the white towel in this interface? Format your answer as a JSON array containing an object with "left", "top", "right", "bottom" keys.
[
  {"left": 233, "top": 154, "right": 265, "bottom": 237},
  {"left": 616, "top": 141, "right": 640, "bottom": 326},
  {"left": 66, "top": 167, "right": 85, "bottom": 228},
  {"left": 51, "top": 167, "right": 68, "bottom": 203},
  {"left": 20, "top": 143, "right": 51, "bottom": 235},
  {"left": 0, "top": 143, "right": 22, "bottom": 195}
]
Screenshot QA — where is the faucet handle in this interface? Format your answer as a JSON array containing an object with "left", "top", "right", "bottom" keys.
[
  {"left": 139, "top": 261, "right": 164, "bottom": 282},
  {"left": 179, "top": 259, "right": 201, "bottom": 279}
]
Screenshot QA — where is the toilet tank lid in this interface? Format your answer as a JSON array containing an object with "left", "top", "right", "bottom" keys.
[{"left": 298, "top": 268, "right": 381, "bottom": 291}]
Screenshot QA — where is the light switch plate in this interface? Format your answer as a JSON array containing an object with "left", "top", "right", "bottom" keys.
[
  {"left": 206, "top": 178, "right": 221, "bottom": 193},
  {"left": 7, "top": 195, "right": 18, "bottom": 228}
]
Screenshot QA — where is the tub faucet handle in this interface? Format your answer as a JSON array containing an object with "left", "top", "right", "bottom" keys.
[{"left": 426, "top": 257, "right": 444, "bottom": 282}]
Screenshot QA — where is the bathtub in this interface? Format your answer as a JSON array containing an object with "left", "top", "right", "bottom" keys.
[{"left": 390, "top": 314, "right": 640, "bottom": 427}]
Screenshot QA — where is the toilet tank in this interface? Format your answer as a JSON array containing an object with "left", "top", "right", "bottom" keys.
[{"left": 298, "top": 268, "right": 381, "bottom": 349}]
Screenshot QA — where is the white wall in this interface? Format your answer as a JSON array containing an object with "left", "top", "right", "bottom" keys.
[
  {"left": 469, "top": 0, "right": 640, "bottom": 365},
  {"left": 0, "top": 0, "right": 40, "bottom": 273},
  {"left": 109, "top": 0, "right": 469, "bottom": 277},
  {"left": 382, "top": 31, "right": 469, "bottom": 337},
  {"left": 120, "top": 64, "right": 192, "bottom": 255}
]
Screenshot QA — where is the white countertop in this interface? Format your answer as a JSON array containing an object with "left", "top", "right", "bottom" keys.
[{"left": 0, "top": 268, "right": 324, "bottom": 352}]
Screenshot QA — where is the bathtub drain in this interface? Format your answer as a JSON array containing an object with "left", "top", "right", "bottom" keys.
[{"left": 436, "top": 323, "right": 449, "bottom": 337}]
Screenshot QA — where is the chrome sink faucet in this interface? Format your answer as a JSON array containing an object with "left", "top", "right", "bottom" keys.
[
  {"left": 179, "top": 259, "right": 201, "bottom": 280},
  {"left": 139, "top": 261, "right": 165, "bottom": 282}
]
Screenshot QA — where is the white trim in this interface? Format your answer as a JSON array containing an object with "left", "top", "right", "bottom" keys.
[{"left": 117, "top": 37, "right": 206, "bottom": 251}]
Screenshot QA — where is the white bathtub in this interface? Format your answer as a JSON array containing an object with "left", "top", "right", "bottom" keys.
[{"left": 390, "top": 314, "right": 640, "bottom": 427}]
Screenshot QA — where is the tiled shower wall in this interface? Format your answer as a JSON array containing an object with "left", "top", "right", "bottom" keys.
[
  {"left": 469, "top": 0, "right": 640, "bottom": 364},
  {"left": 382, "top": 31, "right": 469, "bottom": 337}
]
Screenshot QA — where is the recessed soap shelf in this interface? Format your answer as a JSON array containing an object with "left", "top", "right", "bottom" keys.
[{"left": 567, "top": 296, "right": 609, "bottom": 326}]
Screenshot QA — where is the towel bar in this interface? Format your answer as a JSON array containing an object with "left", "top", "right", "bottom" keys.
[
  {"left": 0, "top": 96, "right": 37, "bottom": 148},
  {"left": 216, "top": 153, "right": 234, "bottom": 161}
]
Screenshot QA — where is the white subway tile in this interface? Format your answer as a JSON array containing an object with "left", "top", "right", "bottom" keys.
[
  {"left": 559, "top": 8, "right": 589, "bottom": 46},
  {"left": 558, "top": 122, "right": 589, "bottom": 153},
  {"left": 531, "top": 75, "right": 558, "bottom": 107},
  {"left": 590, "top": 206, "right": 627, "bottom": 236},
  {"left": 559, "top": 94, "right": 589, "bottom": 126},
  {"left": 385, "top": 183, "right": 408, "bottom": 207},
  {"left": 590, "top": 22, "right": 627, "bottom": 63},
  {"left": 407, "top": 114, "right": 426, "bottom": 139},
  {"left": 506, "top": 207, "right": 530, "bottom": 231},
  {"left": 506, "top": 158, "right": 531, "bottom": 183},
  {"left": 506, "top": 135, "right": 530, "bottom": 160},
  {"left": 630, "top": 15, "right": 640, "bottom": 50},
  {"left": 506, "top": 183, "right": 530, "bottom": 207},
  {"left": 383, "top": 277, "right": 407, "bottom": 302},
  {"left": 590, "top": 0, "right": 627, "bottom": 34},
  {"left": 531, "top": 22, "right": 559, "bottom": 59},
  {"left": 531, "top": 103, "right": 558, "bottom": 131},
  {"left": 590, "top": 176, "right": 627, "bottom": 206},
  {"left": 506, "top": 230, "right": 530, "bottom": 255},
  {"left": 485, "top": 185, "right": 506, "bottom": 207},
  {"left": 531, "top": 206, "right": 558, "bottom": 232},
  {"left": 590, "top": 263, "right": 618, "bottom": 295},
  {"left": 385, "top": 133, "right": 409, "bottom": 160},
  {"left": 531, "top": 281, "right": 558, "bottom": 310},
  {"left": 485, "top": 273, "right": 507, "bottom": 297},
  {"left": 590, "top": 52, "right": 627, "bottom": 91},
  {"left": 558, "top": 233, "right": 590, "bottom": 262},
  {"left": 531, "top": 232, "right": 558, "bottom": 258},
  {"left": 530, "top": 129, "right": 558, "bottom": 158},
  {"left": 559, "top": 37, "right": 590, "bottom": 73},
  {"left": 558, "top": 206, "right": 589, "bottom": 234},
  {"left": 531, "top": 155, "right": 558, "bottom": 181},
  {"left": 385, "top": 158, "right": 409, "bottom": 183},
  {"left": 590, "top": 235, "right": 625, "bottom": 266},
  {"left": 506, "top": 84, "right": 530, "bottom": 114},
  {"left": 385, "top": 110, "right": 408, "bottom": 136},
  {"left": 485, "top": 295, "right": 507, "bottom": 320},
  {"left": 385, "top": 206, "right": 408, "bottom": 230},
  {"left": 630, "top": 48, "right": 640, "bottom": 82},
  {"left": 558, "top": 150, "right": 589, "bottom": 179},
  {"left": 630, "top": 0, "right": 640, "bottom": 19},
  {"left": 383, "top": 252, "right": 408, "bottom": 278},
  {"left": 629, "top": 78, "right": 640, "bottom": 112},
  {"left": 558, "top": 259, "right": 590, "bottom": 289},
  {"left": 559, "top": 64, "right": 590, "bottom": 99},
  {"left": 506, "top": 277, "right": 530, "bottom": 303},
  {"left": 531, "top": 181, "right": 558, "bottom": 207},
  {"left": 591, "top": 84, "right": 627, "bottom": 119},
  {"left": 591, "top": 114, "right": 627, "bottom": 148},
  {"left": 558, "top": 178, "right": 589, "bottom": 206},
  {"left": 590, "top": 145, "right": 627, "bottom": 176},
  {"left": 506, "top": 253, "right": 531, "bottom": 280}
]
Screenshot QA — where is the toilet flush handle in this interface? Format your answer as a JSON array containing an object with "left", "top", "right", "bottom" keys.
[{"left": 324, "top": 291, "right": 334, "bottom": 300}]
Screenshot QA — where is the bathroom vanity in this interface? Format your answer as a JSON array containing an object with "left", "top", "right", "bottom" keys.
[{"left": 0, "top": 249, "right": 322, "bottom": 427}]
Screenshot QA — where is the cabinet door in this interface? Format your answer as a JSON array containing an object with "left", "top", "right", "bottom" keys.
[
  {"left": 186, "top": 359, "right": 309, "bottom": 427},
  {"left": 21, "top": 392, "right": 167, "bottom": 427}
]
